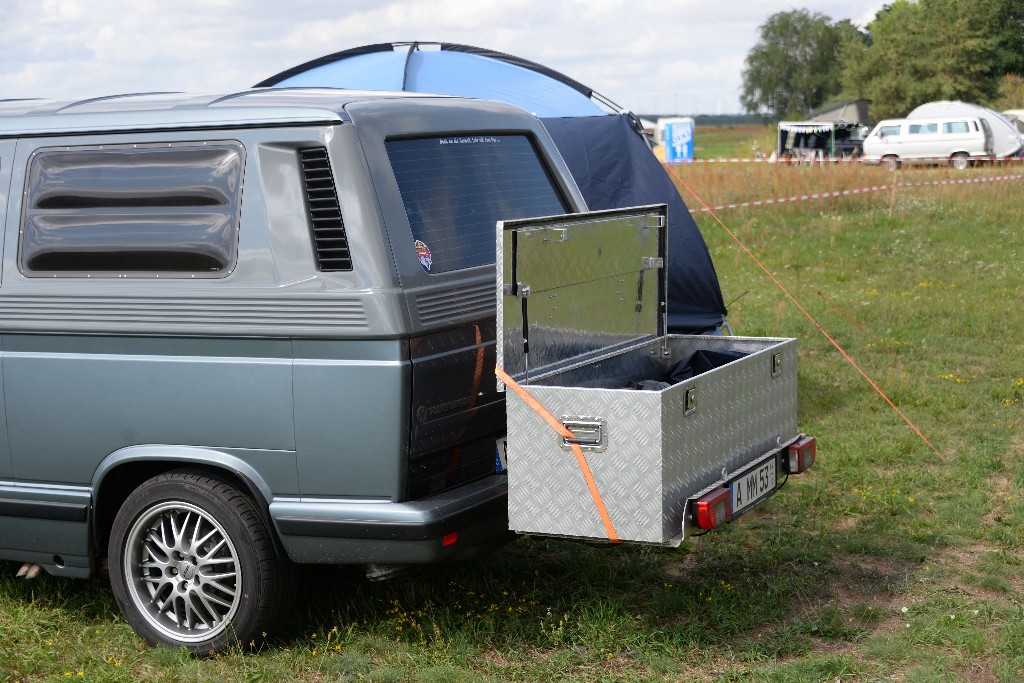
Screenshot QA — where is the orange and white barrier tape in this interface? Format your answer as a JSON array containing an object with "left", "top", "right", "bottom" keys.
[
  {"left": 688, "top": 173, "right": 1024, "bottom": 213},
  {"left": 667, "top": 155, "right": 1024, "bottom": 165}
]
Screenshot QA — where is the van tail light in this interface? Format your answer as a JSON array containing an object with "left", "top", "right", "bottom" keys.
[
  {"left": 786, "top": 436, "right": 816, "bottom": 474},
  {"left": 694, "top": 488, "right": 732, "bottom": 530}
]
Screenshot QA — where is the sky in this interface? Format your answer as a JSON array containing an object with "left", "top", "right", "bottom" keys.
[{"left": 0, "top": 0, "right": 887, "bottom": 115}]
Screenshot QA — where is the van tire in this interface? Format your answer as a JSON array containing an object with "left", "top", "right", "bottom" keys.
[
  {"left": 108, "top": 471, "right": 290, "bottom": 655},
  {"left": 883, "top": 155, "right": 900, "bottom": 171},
  {"left": 951, "top": 152, "right": 970, "bottom": 170}
]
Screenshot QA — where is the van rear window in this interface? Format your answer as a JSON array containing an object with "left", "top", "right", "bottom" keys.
[
  {"left": 21, "top": 142, "right": 243, "bottom": 277},
  {"left": 385, "top": 135, "right": 567, "bottom": 273}
]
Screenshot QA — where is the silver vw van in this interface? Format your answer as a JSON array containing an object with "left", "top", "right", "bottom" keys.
[
  {"left": 862, "top": 116, "right": 993, "bottom": 169},
  {"left": 0, "top": 89, "right": 586, "bottom": 653},
  {"left": 0, "top": 87, "right": 818, "bottom": 655}
]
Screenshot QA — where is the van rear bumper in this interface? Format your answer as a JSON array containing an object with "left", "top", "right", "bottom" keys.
[{"left": 270, "top": 475, "right": 513, "bottom": 564}]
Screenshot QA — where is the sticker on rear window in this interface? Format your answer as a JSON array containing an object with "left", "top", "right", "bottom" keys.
[{"left": 415, "top": 240, "right": 432, "bottom": 271}]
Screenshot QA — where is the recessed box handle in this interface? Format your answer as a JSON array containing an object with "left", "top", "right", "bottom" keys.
[
  {"left": 561, "top": 418, "right": 607, "bottom": 452},
  {"left": 771, "top": 353, "right": 783, "bottom": 377}
]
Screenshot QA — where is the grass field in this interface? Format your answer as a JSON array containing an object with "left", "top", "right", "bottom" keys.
[
  {"left": 3, "top": 129, "right": 1024, "bottom": 682},
  {"left": 690, "top": 124, "right": 774, "bottom": 159}
]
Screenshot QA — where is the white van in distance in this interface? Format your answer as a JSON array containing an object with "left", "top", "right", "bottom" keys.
[{"left": 862, "top": 117, "right": 993, "bottom": 170}]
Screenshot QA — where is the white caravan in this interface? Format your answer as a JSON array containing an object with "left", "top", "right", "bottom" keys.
[{"left": 910, "top": 101, "right": 1023, "bottom": 158}]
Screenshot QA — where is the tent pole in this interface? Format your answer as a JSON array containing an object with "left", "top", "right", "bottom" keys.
[{"left": 401, "top": 42, "right": 418, "bottom": 92}]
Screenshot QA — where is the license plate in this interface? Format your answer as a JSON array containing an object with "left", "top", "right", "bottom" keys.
[
  {"left": 495, "top": 437, "right": 508, "bottom": 472},
  {"left": 730, "top": 457, "right": 776, "bottom": 515}
]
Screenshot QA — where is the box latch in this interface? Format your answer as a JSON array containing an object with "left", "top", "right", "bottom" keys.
[
  {"left": 560, "top": 418, "right": 608, "bottom": 452},
  {"left": 684, "top": 388, "right": 698, "bottom": 415}
]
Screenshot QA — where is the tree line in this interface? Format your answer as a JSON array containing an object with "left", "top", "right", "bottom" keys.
[{"left": 740, "top": 0, "right": 1024, "bottom": 122}]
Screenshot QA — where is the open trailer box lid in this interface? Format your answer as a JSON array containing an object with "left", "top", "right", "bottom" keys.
[{"left": 497, "top": 205, "right": 803, "bottom": 545}]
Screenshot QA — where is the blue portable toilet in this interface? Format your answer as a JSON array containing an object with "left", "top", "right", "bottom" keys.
[{"left": 662, "top": 117, "right": 695, "bottom": 162}]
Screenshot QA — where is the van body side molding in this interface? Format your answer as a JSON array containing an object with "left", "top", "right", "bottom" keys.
[{"left": 0, "top": 497, "right": 88, "bottom": 522}]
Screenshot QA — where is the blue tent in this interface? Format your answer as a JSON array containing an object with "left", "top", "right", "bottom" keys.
[{"left": 257, "top": 42, "right": 727, "bottom": 333}]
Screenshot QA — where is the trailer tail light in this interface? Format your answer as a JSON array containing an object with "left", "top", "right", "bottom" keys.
[
  {"left": 694, "top": 487, "right": 732, "bottom": 530},
  {"left": 442, "top": 532, "right": 459, "bottom": 547},
  {"left": 787, "top": 436, "right": 816, "bottom": 474}
]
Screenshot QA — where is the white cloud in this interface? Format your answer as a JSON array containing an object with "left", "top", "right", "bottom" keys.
[{"left": 0, "top": 0, "right": 889, "bottom": 113}]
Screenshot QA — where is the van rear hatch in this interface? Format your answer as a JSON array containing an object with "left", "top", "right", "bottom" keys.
[
  {"left": 384, "top": 132, "right": 570, "bottom": 499},
  {"left": 408, "top": 322, "right": 503, "bottom": 499}
]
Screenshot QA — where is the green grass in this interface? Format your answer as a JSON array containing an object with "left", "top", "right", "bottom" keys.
[
  {"left": 691, "top": 125, "right": 775, "bottom": 159},
  {"left": 3, "top": 130, "right": 1024, "bottom": 681}
]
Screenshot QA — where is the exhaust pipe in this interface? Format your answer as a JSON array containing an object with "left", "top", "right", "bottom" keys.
[{"left": 16, "top": 563, "right": 43, "bottom": 579}]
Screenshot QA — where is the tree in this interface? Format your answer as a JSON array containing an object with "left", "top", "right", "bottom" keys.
[
  {"left": 740, "top": 10, "right": 866, "bottom": 120},
  {"left": 992, "top": 73, "right": 1024, "bottom": 110},
  {"left": 989, "top": 0, "right": 1024, "bottom": 76},
  {"left": 842, "top": 0, "right": 1023, "bottom": 120}
]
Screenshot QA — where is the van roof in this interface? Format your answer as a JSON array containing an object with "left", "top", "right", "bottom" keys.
[
  {"left": 0, "top": 88, "right": 455, "bottom": 137},
  {"left": 876, "top": 116, "right": 981, "bottom": 125}
]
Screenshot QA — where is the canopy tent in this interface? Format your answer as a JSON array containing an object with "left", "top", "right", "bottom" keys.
[
  {"left": 777, "top": 121, "right": 868, "bottom": 159},
  {"left": 809, "top": 99, "right": 870, "bottom": 126},
  {"left": 908, "top": 101, "right": 1023, "bottom": 158},
  {"left": 257, "top": 42, "right": 616, "bottom": 118},
  {"left": 257, "top": 42, "right": 727, "bottom": 332}
]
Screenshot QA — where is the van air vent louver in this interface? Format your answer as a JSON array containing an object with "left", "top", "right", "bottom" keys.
[{"left": 299, "top": 147, "right": 352, "bottom": 271}]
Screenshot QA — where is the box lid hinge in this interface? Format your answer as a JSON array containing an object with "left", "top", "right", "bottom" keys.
[{"left": 642, "top": 256, "right": 664, "bottom": 269}]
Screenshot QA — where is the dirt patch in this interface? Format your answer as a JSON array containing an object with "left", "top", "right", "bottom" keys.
[
  {"left": 932, "top": 542, "right": 1024, "bottom": 605},
  {"left": 981, "top": 475, "right": 1019, "bottom": 528},
  {"left": 807, "top": 635, "right": 859, "bottom": 657},
  {"left": 835, "top": 516, "right": 858, "bottom": 533},
  {"left": 820, "top": 554, "right": 918, "bottom": 639},
  {"left": 661, "top": 550, "right": 702, "bottom": 584},
  {"left": 832, "top": 555, "right": 912, "bottom": 601},
  {"left": 958, "top": 656, "right": 1000, "bottom": 683}
]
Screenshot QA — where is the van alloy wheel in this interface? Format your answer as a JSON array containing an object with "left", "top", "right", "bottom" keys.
[
  {"left": 108, "top": 471, "right": 291, "bottom": 654},
  {"left": 883, "top": 156, "right": 900, "bottom": 171},
  {"left": 951, "top": 153, "right": 970, "bottom": 170},
  {"left": 123, "top": 501, "right": 241, "bottom": 643}
]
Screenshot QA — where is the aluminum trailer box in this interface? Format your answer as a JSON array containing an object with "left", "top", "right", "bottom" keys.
[{"left": 497, "top": 205, "right": 805, "bottom": 545}]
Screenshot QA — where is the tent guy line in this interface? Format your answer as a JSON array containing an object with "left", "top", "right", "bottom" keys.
[
  {"left": 666, "top": 164, "right": 947, "bottom": 462},
  {"left": 685, "top": 173, "right": 1024, "bottom": 213}
]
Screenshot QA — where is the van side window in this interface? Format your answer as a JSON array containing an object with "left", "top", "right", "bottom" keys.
[
  {"left": 943, "top": 122, "right": 969, "bottom": 134},
  {"left": 908, "top": 124, "right": 938, "bottom": 134},
  {"left": 879, "top": 125, "right": 900, "bottom": 137},
  {"left": 20, "top": 142, "right": 244, "bottom": 277},
  {"left": 385, "top": 135, "right": 567, "bottom": 273}
]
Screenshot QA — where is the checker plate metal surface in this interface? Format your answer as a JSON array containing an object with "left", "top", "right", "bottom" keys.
[
  {"left": 505, "top": 336, "right": 797, "bottom": 543},
  {"left": 497, "top": 206, "right": 667, "bottom": 381},
  {"left": 497, "top": 207, "right": 800, "bottom": 545}
]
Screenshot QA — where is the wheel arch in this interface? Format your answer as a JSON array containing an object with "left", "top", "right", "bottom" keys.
[{"left": 92, "top": 446, "right": 283, "bottom": 563}]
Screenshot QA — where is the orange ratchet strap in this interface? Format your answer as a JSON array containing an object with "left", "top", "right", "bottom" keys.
[{"left": 495, "top": 365, "right": 621, "bottom": 543}]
